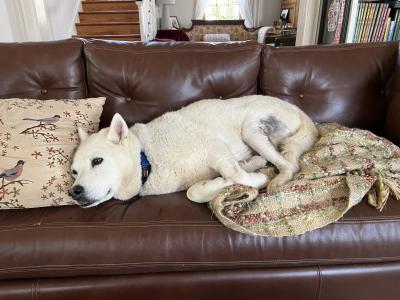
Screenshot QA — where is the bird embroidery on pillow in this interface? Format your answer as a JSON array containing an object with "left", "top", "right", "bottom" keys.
[
  {"left": 20, "top": 115, "right": 61, "bottom": 143},
  {"left": 0, "top": 160, "right": 32, "bottom": 208},
  {"left": 23, "top": 115, "right": 61, "bottom": 125},
  {"left": 0, "top": 160, "right": 25, "bottom": 182}
]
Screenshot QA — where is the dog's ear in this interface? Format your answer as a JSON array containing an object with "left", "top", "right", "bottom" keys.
[
  {"left": 108, "top": 113, "right": 129, "bottom": 144},
  {"left": 77, "top": 127, "right": 89, "bottom": 142}
]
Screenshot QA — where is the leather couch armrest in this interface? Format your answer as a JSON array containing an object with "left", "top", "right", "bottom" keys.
[{"left": 385, "top": 43, "right": 400, "bottom": 145}]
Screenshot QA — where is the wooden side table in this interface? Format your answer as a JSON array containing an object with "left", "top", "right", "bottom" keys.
[
  {"left": 155, "top": 29, "right": 190, "bottom": 41},
  {"left": 265, "top": 33, "right": 296, "bottom": 47}
]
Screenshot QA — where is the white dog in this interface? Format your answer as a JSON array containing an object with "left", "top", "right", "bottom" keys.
[{"left": 69, "top": 95, "right": 318, "bottom": 208}]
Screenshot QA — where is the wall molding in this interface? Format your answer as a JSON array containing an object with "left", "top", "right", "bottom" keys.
[{"left": 296, "top": 0, "right": 322, "bottom": 46}]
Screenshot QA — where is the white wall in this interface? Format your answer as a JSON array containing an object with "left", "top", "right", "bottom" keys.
[
  {"left": 169, "top": 0, "right": 195, "bottom": 28},
  {"left": 0, "top": 0, "right": 14, "bottom": 42},
  {"left": 169, "top": 0, "right": 282, "bottom": 29},
  {"left": 260, "top": 0, "right": 281, "bottom": 27}
]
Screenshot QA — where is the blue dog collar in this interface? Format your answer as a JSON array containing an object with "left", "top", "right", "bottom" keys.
[{"left": 140, "top": 151, "right": 151, "bottom": 184}]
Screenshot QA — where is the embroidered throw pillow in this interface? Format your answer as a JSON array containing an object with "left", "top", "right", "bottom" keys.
[{"left": 0, "top": 98, "right": 106, "bottom": 209}]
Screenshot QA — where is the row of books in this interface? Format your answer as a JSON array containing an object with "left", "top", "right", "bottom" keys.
[
  {"left": 319, "top": 0, "right": 399, "bottom": 44},
  {"left": 352, "top": 2, "right": 400, "bottom": 42}
]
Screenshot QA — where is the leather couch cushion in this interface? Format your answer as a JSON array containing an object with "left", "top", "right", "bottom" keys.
[
  {"left": 260, "top": 42, "right": 399, "bottom": 134},
  {"left": 385, "top": 42, "right": 400, "bottom": 145},
  {"left": 84, "top": 40, "right": 262, "bottom": 127},
  {"left": 0, "top": 39, "right": 86, "bottom": 100},
  {"left": 2, "top": 264, "right": 400, "bottom": 300},
  {"left": 0, "top": 192, "right": 400, "bottom": 280},
  {"left": 0, "top": 269, "right": 318, "bottom": 300},
  {"left": 0, "top": 262, "right": 400, "bottom": 300}
]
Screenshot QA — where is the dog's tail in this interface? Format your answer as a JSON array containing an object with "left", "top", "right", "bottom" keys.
[{"left": 280, "top": 111, "right": 318, "bottom": 171}]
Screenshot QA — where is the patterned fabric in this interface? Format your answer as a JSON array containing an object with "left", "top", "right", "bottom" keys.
[
  {"left": 186, "top": 25, "right": 259, "bottom": 41},
  {"left": 203, "top": 33, "right": 231, "bottom": 42},
  {"left": 209, "top": 123, "right": 400, "bottom": 237},
  {"left": 0, "top": 98, "right": 105, "bottom": 209}
]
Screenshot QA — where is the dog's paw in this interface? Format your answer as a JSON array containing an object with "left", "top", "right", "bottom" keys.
[
  {"left": 187, "top": 177, "right": 233, "bottom": 203},
  {"left": 248, "top": 172, "right": 268, "bottom": 189},
  {"left": 187, "top": 182, "right": 212, "bottom": 203},
  {"left": 267, "top": 173, "right": 292, "bottom": 193},
  {"left": 239, "top": 156, "right": 267, "bottom": 172}
]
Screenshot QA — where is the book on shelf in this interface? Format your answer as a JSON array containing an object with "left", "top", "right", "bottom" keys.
[
  {"left": 333, "top": 0, "right": 347, "bottom": 43},
  {"left": 319, "top": 0, "right": 400, "bottom": 44},
  {"left": 340, "top": 0, "right": 353, "bottom": 42}
]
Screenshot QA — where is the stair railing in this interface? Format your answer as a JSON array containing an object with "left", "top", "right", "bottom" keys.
[{"left": 136, "top": 0, "right": 157, "bottom": 41}]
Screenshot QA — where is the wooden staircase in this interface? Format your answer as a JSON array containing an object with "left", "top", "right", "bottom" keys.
[{"left": 74, "top": 0, "right": 141, "bottom": 41}]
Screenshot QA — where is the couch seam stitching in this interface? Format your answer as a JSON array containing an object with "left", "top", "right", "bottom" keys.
[
  {"left": 1, "top": 216, "right": 400, "bottom": 231},
  {"left": 36, "top": 279, "right": 40, "bottom": 300},
  {"left": 316, "top": 266, "right": 322, "bottom": 300},
  {"left": 268, "top": 42, "right": 396, "bottom": 54},
  {"left": 31, "top": 280, "right": 35, "bottom": 300},
  {"left": 85, "top": 45, "right": 260, "bottom": 55},
  {"left": 0, "top": 224, "right": 223, "bottom": 232},
  {"left": 0, "top": 256, "right": 399, "bottom": 273}
]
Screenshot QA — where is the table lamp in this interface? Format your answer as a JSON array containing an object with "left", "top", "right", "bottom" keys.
[{"left": 156, "top": 0, "right": 176, "bottom": 30}]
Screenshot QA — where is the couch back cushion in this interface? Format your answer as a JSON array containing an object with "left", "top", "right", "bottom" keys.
[
  {"left": 84, "top": 40, "right": 261, "bottom": 127},
  {"left": 0, "top": 39, "right": 86, "bottom": 100},
  {"left": 385, "top": 43, "right": 400, "bottom": 145},
  {"left": 260, "top": 42, "right": 399, "bottom": 134}
]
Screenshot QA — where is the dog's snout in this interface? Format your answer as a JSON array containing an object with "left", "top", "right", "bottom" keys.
[
  {"left": 69, "top": 185, "right": 84, "bottom": 200},
  {"left": 69, "top": 185, "right": 94, "bottom": 207}
]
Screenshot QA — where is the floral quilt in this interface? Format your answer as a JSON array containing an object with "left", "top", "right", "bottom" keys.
[{"left": 209, "top": 123, "right": 400, "bottom": 237}]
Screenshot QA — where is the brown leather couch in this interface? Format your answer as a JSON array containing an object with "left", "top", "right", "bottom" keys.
[{"left": 0, "top": 39, "right": 399, "bottom": 300}]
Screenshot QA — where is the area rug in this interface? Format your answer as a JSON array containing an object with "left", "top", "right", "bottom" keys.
[{"left": 209, "top": 123, "right": 400, "bottom": 237}]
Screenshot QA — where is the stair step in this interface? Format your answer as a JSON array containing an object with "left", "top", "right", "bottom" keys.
[
  {"left": 74, "top": 34, "right": 141, "bottom": 41},
  {"left": 79, "top": 10, "right": 139, "bottom": 22},
  {"left": 76, "top": 22, "right": 140, "bottom": 35},
  {"left": 82, "top": 1, "right": 137, "bottom": 12}
]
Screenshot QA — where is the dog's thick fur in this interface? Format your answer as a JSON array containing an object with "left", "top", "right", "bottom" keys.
[{"left": 70, "top": 95, "right": 318, "bottom": 207}]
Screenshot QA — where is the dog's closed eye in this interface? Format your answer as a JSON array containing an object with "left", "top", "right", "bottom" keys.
[{"left": 92, "top": 157, "right": 103, "bottom": 167}]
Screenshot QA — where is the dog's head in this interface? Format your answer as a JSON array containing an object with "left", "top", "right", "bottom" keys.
[{"left": 69, "top": 113, "right": 142, "bottom": 208}]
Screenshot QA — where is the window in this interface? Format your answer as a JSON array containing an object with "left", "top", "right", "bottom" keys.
[{"left": 204, "top": 0, "right": 240, "bottom": 20}]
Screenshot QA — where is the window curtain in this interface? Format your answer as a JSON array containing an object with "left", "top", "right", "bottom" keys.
[
  {"left": 194, "top": 0, "right": 209, "bottom": 19},
  {"left": 238, "top": 0, "right": 263, "bottom": 28}
]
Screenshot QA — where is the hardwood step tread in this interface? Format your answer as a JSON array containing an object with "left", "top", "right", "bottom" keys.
[
  {"left": 81, "top": 1, "right": 137, "bottom": 11},
  {"left": 74, "top": 34, "right": 140, "bottom": 37},
  {"left": 76, "top": 22, "right": 140, "bottom": 26},
  {"left": 73, "top": 34, "right": 141, "bottom": 41},
  {"left": 76, "top": 23, "right": 140, "bottom": 35},
  {"left": 82, "top": 1, "right": 135, "bottom": 3},
  {"left": 79, "top": 10, "right": 138, "bottom": 14}
]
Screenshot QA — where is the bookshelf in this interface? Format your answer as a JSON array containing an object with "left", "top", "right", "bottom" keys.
[{"left": 318, "top": 0, "right": 400, "bottom": 44}]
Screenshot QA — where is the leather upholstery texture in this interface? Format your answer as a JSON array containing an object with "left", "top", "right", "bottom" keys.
[
  {"left": 1, "top": 263, "right": 400, "bottom": 300},
  {"left": 0, "top": 39, "right": 86, "bottom": 100},
  {"left": 84, "top": 40, "right": 262, "bottom": 127},
  {"left": 0, "top": 39, "right": 399, "bottom": 299},
  {"left": 0, "top": 193, "right": 400, "bottom": 282},
  {"left": 260, "top": 42, "right": 399, "bottom": 135},
  {"left": 385, "top": 42, "right": 400, "bottom": 144}
]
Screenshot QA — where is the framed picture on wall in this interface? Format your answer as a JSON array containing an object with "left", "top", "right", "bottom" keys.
[
  {"left": 280, "top": 9, "right": 289, "bottom": 21},
  {"left": 170, "top": 16, "right": 180, "bottom": 29}
]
